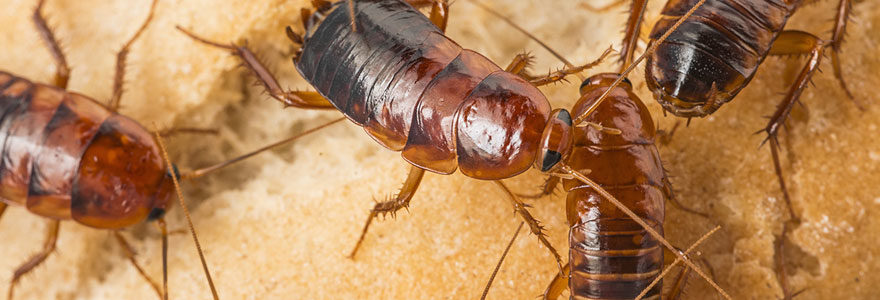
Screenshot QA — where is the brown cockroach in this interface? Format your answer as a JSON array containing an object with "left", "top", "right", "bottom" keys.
[
  {"left": 467, "top": 1, "right": 727, "bottom": 299},
  {"left": 484, "top": 74, "right": 723, "bottom": 299},
  {"left": 176, "top": 0, "right": 727, "bottom": 297},
  {"left": 642, "top": 0, "right": 857, "bottom": 226},
  {"left": 0, "top": 1, "right": 224, "bottom": 299},
  {"left": 581, "top": 0, "right": 859, "bottom": 297}
]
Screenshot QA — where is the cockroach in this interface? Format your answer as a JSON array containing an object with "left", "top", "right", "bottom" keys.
[
  {"left": 0, "top": 1, "right": 224, "bottom": 299},
  {"left": 631, "top": 0, "right": 858, "bottom": 297},
  {"left": 176, "top": 0, "right": 725, "bottom": 297},
  {"left": 640, "top": 0, "right": 857, "bottom": 219},
  {"left": 468, "top": 1, "right": 727, "bottom": 299},
  {"left": 482, "top": 74, "right": 724, "bottom": 299}
]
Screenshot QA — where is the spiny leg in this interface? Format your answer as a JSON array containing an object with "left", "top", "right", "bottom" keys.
[
  {"left": 830, "top": 0, "right": 858, "bottom": 105},
  {"left": 763, "top": 30, "right": 828, "bottom": 223},
  {"left": 8, "top": 220, "right": 60, "bottom": 300},
  {"left": 349, "top": 165, "right": 426, "bottom": 258},
  {"left": 177, "top": 26, "right": 335, "bottom": 109},
  {"left": 529, "top": 47, "right": 615, "bottom": 86},
  {"left": 114, "top": 231, "right": 163, "bottom": 299},
  {"left": 619, "top": 0, "right": 648, "bottom": 71},
  {"left": 32, "top": 0, "right": 70, "bottom": 89},
  {"left": 0, "top": 203, "right": 6, "bottom": 220},
  {"left": 763, "top": 32, "right": 830, "bottom": 299},
  {"left": 504, "top": 52, "right": 535, "bottom": 78},
  {"left": 494, "top": 180, "right": 564, "bottom": 275},
  {"left": 107, "top": 0, "right": 158, "bottom": 111}
]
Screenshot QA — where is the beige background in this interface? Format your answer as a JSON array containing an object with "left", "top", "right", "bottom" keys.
[{"left": 0, "top": 0, "right": 878, "bottom": 299}]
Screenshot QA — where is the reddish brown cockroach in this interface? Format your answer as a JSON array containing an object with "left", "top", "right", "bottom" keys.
[
  {"left": 177, "top": 0, "right": 727, "bottom": 298},
  {"left": 0, "top": 1, "right": 224, "bottom": 299}
]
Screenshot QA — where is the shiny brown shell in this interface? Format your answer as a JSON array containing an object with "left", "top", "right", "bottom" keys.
[{"left": 0, "top": 71, "right": 172, "bottom": 229}]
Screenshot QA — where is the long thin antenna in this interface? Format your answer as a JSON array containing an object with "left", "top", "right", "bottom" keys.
[
  {"left": 573, "top": 0, "right": 707, "bottom": 126},
  {"left": 153, "top": 127, "right": 220, "bottom": 300},
  {"left": 181, "top": 117, "right": 346, "bottom": 180},
  {"left": 480, "top": 222, "right": 524, "bottom": 300},
  {"left": 467, "top": 0, "right": 584, "bottom": 81},
  {"left": 560, "top": 164, "right": 730, "bottom": 299}
]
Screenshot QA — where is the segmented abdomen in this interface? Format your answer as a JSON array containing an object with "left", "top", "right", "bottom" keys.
[
  {"left": 645, "top": 0, "right": 794, "bottom": 117},
  {"left": 0, "top": 71, "right": 166, "bottom": 227},
  {"left": 563, "top": 80, "right": 667, "bottom": 299},
  {"left": 295, "top": 0, "right": 550, "bottom": 179}
]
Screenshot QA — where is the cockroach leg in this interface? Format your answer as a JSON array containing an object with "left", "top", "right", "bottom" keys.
[
  {"left": 494, "top": 180, "right": 565, "bottom": 276},
  {"left": 504, "top": 52, "right": 535, "bottom": 78},
  {"left": 0, "top": 203, "right": 6, "bottom": 220},
  {"left": 655, "top": 120, "right": 681, "bottom": 146},
  {"left": 831, "top": 0, "right": 858, "bottom": 104},
  {"left": 529, "top": 47, "right": 615, "bottom": 86},
  {"left": 8, "top": 220, "right": 60, "bottom": 300},
  {"left": 634, "top": 226, "right": 721, "bottom": 300},
  {"left": 114, "top": 231, "right": 163, "bottom": 299},
  {"left": 176, "top": 26, "right": 336, "bottom": 110},
  {"left": 516, "top": 175, "right": 560, "bottom": 199},
  {"left": 764, "top": 30, "right": 826, "bottom": 223},
  {"left": 541, "top": 263, "right": 569, "bottom": 300},
  {"left": 108, "top": 0, "right": 158, "bottom": 111},
  {"left": 406, "top": 0, "right": 449, "bottom": 32},
  {"left": 32, "top": 0, "right": 69, "bottom": 89},
  {"left": 663, "top": 177, "right": 711, "bottom": 219},
  {"left": 349, "top": 165, "right": 426, "bottom": 259},
  {"left": 618, "top": 0, "right": 648, "bottom": 70},
  {"left": 776, "top": 221, "right": 793, "bottom": 300}
]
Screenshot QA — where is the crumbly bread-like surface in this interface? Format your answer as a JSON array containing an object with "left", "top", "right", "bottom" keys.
[{"left": 0, "top": 0, "right": 878, "bottom": 299}]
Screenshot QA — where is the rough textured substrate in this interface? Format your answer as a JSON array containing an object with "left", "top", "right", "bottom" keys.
[{"left": 0, "top": 0, "right": 878, "bottom": 299}]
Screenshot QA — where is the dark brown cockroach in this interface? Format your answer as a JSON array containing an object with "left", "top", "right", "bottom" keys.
[
  {"left": 0, "top": 1, "right": 222, "bottom": 299},
  {"left": 641, "top": 0, "right": 857, "bottom": 220},
  {"left": 176, "top": 0, "right": 725, "bottom": 297},
  {"left": 632, "top": 0, "right": 858, "bottom": 297}
]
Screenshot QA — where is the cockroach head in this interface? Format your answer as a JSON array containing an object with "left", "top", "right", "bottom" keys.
[{"left": 535, "top": 109, "right": 573, "bottom": 172}]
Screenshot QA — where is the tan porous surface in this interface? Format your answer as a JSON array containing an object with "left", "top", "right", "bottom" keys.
[{"left": 0, "top": 0, "right": 878, "bottom": 299}]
